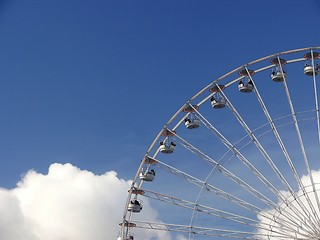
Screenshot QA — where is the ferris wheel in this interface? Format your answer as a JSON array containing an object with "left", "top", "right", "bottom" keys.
[{"left": 118, "top": 46, "right": 320, "bottom": 240}]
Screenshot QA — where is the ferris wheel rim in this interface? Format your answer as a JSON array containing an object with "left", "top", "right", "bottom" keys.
[{"left": 119, "top": 46, "right": 320, "bottom": 240}]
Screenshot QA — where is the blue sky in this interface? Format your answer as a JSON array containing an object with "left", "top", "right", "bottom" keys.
[
  {"left": 0, "top": 1, "right": 320, "bottom": 240},
  {"left": 1, "top": 0, "right": 319, "bottom": 189},
  {"left": 0, "top": 0, "right": 319, "bottom": 189}
]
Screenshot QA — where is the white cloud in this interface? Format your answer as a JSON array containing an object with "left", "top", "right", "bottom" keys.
[
  {"left": 0, "top": 163, "right": 172, "bottom": 240},
  {"left": 175, "top": 235, "right": 188, "bottom": 240},
  {"left": 6, "top": 162, "right": 320, "bottom": 240},
  {"left": 256, "top": 169, "right": 320, "bottom": 239}
]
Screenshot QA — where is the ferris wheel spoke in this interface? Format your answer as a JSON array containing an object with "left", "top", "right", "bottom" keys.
[
  {"left": 185, "top": 110, "right": 318, "bottom": 233},
  {"left": 249, "top": 72, "right": 320, "bottom": 230},
  {"left": 131, "top": 220, "right": 307, "bottom": 239},
  {"left": 216, "top": 85, "right": 294, "bottom": 194},
  {"left": 193, "top": 108, "right": 286, "bottom": 200},
  {"left": 142, "top": 189, "right": 261, "bottom": 226},
  {"left": 214, "top": 84, "right": 320, "bottom": 230},
  {"left": 141, "top": 188, "right": 312, "bottom": 238},
  {"left": 174, "top": 133, "right": 277, "bottom": 208},
  {"left": 281, "top": 69, "right": 320, "bottom": 224},
  {"left": 195, "top": 103, "right": 316, "bottom": 234},
  {"left": 152, "top": 158, "right": 309, "bottom": 232},
  {"left": 153, "top": 158, "right": 265, "bottom": 213}
]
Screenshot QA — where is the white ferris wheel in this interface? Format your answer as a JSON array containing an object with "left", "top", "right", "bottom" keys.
[{"left": 118, "top": 46, "right": 320, "bottom": 240}]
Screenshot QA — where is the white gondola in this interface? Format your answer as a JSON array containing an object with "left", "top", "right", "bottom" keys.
[
  {"left": 303, "top": 52, "right": 320, "bottom": 76},
  {"left": 159, "top": 141, "right": 176, "bottom": 153},
  {"left": 211, "top": 97, "right": 226, "bottom": 109},
  {"left": 184, "top": 118, "right": 201, "bottom": 129},
  {"left": 127, "top": 200, "right": 143, "bottom": 213},
  {"left": 271, "top": 71, "right": 286, "bottom": 82},
  {"left": 238, "top": 69, "right": 254, "bottom": 92},
  {"left": 270, "top": 57, "right": 287, "bottom": 82},
  {"left": 238, "top": 80, "right": 254, "bottom": 92},
  {"left": 139, "top": 169, "right": 155, "bottom": 182},
  {"left": 183, "top": 105, "right": 201, "bottom": 129},
  {"left": 209, "top": 85, "right": 226, "bottom": 109},
  {"left": 159, "top": 129, "right": 176, "bottom": 153},
  {"left": 304, "top": 64, "right": 319, "bottom": 76}
]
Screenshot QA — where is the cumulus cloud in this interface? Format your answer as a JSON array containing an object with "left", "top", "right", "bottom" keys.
[
  {"left": 0, "top": 163, "right": 172, "bottom": 240},
  {"left": 257, "top": 169, "right": 320, "bottom": 239}
]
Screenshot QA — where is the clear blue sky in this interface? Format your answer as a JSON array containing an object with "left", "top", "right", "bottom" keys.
[{"left": 0, "top": 0, "right": 319, "bottom": 188}]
